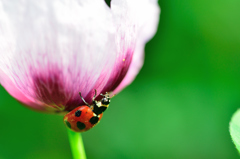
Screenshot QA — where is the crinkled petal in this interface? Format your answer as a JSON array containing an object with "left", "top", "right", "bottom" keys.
[
  {"left": 0, "top": 0, "right": 117, "bottom": 112},
  {"left": 110, "top": 0, "right": 160, "bottom": 94}
]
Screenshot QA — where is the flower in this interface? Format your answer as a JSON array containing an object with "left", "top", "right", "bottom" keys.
[{"left": 0, "top": 0, "right": 160, "bottom": 113}]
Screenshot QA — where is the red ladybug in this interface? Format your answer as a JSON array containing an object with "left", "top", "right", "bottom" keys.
[{"left": 63, "top": 90, "right": 112, "bottom": 132}]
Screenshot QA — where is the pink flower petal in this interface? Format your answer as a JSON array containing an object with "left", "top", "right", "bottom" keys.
[
  {"left": 0, "top": 69, "right": 48, "bottom": 111},
  {"left": 111, "top": 0, "right": 160, "bottom": 94}
]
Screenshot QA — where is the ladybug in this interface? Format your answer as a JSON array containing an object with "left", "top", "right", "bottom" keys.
[{"left": 63, "top": 90, "right": 112, "bottom": 132}]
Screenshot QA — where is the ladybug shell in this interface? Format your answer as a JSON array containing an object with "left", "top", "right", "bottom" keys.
[{"left": 63, "top": 106, "right": 103, "bottom": 132}]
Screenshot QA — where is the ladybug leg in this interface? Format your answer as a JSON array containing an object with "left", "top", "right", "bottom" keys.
[
  {"left": 92, "top": 89, "right": 97, "bottom": 101},
  {"left": 111, "top": 94, "right": 116, "bottom": 98},
  {"left": 79, "top": 92, "right": 90, "bottom": 107}
]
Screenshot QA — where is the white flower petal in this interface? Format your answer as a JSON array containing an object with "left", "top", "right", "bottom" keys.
[
  {"left": 0, "top": 0, "right": 117, "bottom": 111},
  {"left": 111, "top": 0, "right": 160, "bottom": 94}
]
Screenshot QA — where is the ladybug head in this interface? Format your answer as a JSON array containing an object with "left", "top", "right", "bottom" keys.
[{"left": 100, "top": 92, "right": 110, "bottom": 105}]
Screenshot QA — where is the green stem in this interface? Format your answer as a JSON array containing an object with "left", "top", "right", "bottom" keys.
[{"left": 67, "top": 129, "right": 87, "bottom": 159}]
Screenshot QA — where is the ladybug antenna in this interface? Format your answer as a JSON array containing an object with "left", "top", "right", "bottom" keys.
[
  {"left": 79, "top": 92, "right": 90, "bottom": 106},
  {"left": 100, "top": 92, "right": 111, "bottom": 98},
  {"left": 100, "top": 93, "right": 106, "bottom": 97},
  {"left": 92, "top": 89, "right": 97, "bottom": 101}
]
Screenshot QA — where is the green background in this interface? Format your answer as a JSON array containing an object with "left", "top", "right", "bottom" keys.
[{"left": 1, "top": 0, "right": 240, "bottom": 158}]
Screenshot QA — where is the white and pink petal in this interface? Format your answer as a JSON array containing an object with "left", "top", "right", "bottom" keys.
[
  {"left": 111, "top": 0, "right": 160, "bottom": 94},
  {"left": 0, "top": 0, "right": 160, "bottom": 112},
  {"left": 0, "top": 0, "right": 116, "bottom": 112}
]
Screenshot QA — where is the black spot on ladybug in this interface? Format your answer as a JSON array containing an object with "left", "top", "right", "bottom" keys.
[
  {"left": 77, "top": 122, "right": 86, "bottom": 130},
  {"left": 75, "top": 110, "right": 82, "bottom": 117},
  {"left": 65, "top": 121, "right": 71, "bottom": 129},
  {"left": 89, "top": 116, "right": 99, "bottom": 125}
]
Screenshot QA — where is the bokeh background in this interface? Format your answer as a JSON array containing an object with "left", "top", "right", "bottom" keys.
[{"left": 1, "top": 0, "right": 240, "bottom": 159}]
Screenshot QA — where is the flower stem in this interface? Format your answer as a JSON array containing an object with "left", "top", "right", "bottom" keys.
[{"left": 67, "top": 129, "right": 87, "bottom": 159}]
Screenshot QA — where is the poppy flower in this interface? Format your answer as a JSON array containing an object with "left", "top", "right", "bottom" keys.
[{"left": 0, "top": 0, "right": 160, "bottom": 113}]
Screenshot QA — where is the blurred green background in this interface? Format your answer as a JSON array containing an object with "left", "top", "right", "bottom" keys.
[{"left": 1, "top": 0, "right": 240, "bottom": 158}]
